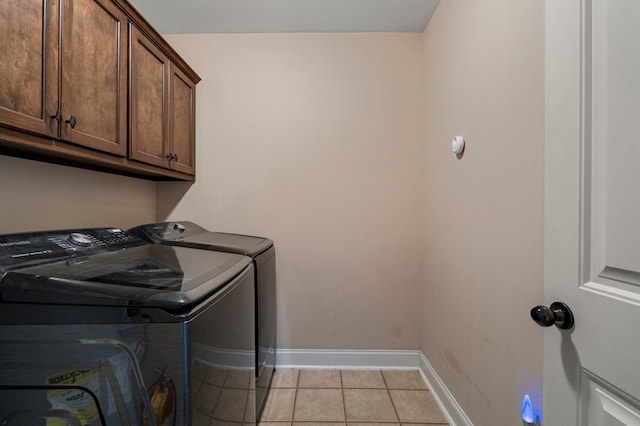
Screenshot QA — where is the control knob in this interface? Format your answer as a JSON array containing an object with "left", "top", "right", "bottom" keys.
[{"left": 68, "top": 233, "right": 92, "bottom": 247}]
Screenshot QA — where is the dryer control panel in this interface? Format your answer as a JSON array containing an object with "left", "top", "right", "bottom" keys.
[{"left": 129, "top": 221, "right": 207, "bottom": 242}]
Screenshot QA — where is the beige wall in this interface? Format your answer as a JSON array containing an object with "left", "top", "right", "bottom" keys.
[
  {"left": 159, "top": 33, "right": 425, "bottom": 350},
  {"left": 421, "top": 0, "right": 544, "bottom": 425},
  {"left": 0, "top": 155, "right": 156, "bottom": 233},
  {"left": 162, "top": 15, "right": 544, "bottom": 421}
]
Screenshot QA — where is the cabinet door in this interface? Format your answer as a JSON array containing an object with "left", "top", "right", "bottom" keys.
[
  {"left": 0, "top": 0, "right": 58, "bottom": 138},
  {"left": 129, "top": 25, "right": 170, "bottom": 168},
  {"left": 169, "top": 64, "right": 196, "bottom": 175},
  {"left": 60, "top": 0, "right": 127, "bottom": 156}
]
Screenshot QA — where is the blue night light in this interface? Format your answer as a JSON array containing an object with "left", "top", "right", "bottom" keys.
[{"left": 521, "top": 394, "right": 535, "bottom": 425}]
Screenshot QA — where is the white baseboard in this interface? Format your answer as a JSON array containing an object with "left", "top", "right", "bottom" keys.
[
  {"left": 275, "top": 348, "right": 472, "bottom": 426},
  {"left": 275, "top": 349, "right": 422, "bottom": 369},
  {"left": 417, "top": 351, "right": 473, "bottom": 426}
]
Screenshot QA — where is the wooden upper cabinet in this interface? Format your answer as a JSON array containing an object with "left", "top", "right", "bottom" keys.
[
  {"left": 169, "top": 64, "right": 196, "bottom": 175},
  {"left": 60, "top": 0, "right": 127, "bottom": 156},
  {"left": 130, "top": 25, "right": 197, "bottom": 176},
  {"left": 129, "top": 24, "right": 170, "bottom": 168},
  {"left": 0, "top": 0, "right": 199, "bottom": 180},
  {"left": 0, "top": 0, "right": 58, "bottom": 138}
]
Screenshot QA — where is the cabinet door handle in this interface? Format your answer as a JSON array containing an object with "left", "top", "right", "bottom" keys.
[
  {"left": 65, "top": 115, "right": 77, "bottom": 129},
  {"left": 50, "top": 110, "right": 62, "bottom": 124},
  {"left": 173, "top": 154, "right": 178, "bottom": 162},
  {"left": 166, "top": 154, "right": 176, "bottom": 161}
]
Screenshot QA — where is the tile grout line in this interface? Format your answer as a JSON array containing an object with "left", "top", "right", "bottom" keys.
[
  {"left": 340, "top": 369, "right": 347, "bottom": 424},
  {"left": 382, "top": 370, "right": 402, "bottom": 424},
  {"left": 243, "top": 380, "right": 251, "bottom": 423},
  {"left": 291, "top": 368, "right": 301, "bottom": 423}
]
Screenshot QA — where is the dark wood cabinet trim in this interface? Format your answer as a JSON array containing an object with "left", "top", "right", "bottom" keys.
[{"left": 0, "top": 127, "right": 194, "bottom": 181}]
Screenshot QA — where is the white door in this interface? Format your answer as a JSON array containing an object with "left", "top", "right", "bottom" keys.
[{"left": 544, "top": 0, "right": 640, "bottom": 424}]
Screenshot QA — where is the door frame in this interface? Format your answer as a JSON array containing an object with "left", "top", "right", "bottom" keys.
[{"left": 544, "top": 0, "right": 584, "bottom": 424}]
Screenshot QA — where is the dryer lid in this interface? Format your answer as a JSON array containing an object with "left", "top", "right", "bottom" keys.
[{"left": 130, "top": 221, "right": 273, "bottom": 257}]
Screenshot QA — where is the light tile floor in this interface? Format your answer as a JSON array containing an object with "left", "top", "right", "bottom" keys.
[{"left": 259, "top": 369, "right": 449, "bottom": 425}]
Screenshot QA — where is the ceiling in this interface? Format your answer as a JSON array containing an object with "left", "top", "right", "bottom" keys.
[{"left": 127, "top": 0, "right": 440, "bottom": 34}]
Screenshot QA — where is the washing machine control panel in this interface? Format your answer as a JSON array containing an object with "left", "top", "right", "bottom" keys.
[{"left": 0, "top": 228, "right": 145, "bottom": 268}]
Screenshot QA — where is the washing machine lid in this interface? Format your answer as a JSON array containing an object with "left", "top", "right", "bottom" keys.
[
  {"left": 129, "top": 221, "right": 273, "bottom": 257},
  {"left": 0, "top": 228, "right": 251, "bottom": 312}
]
